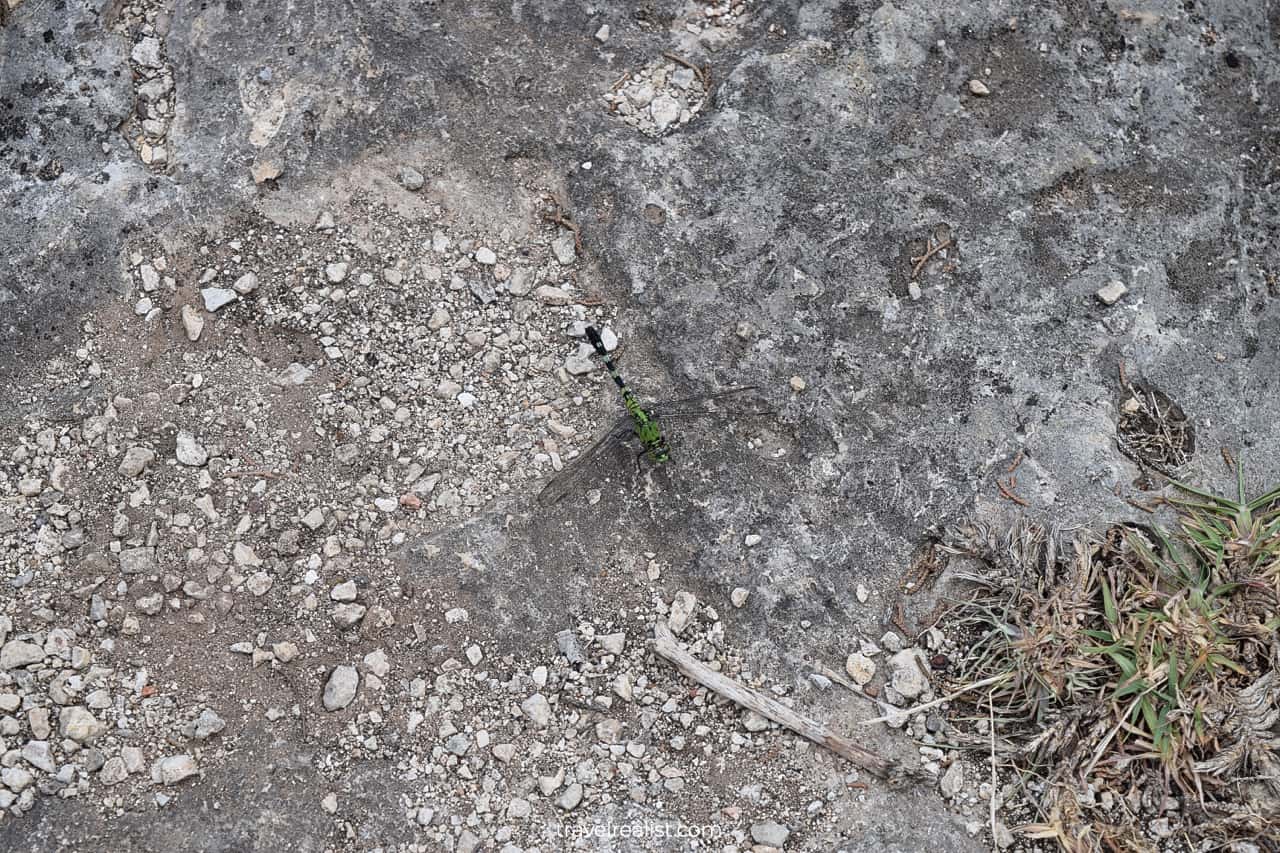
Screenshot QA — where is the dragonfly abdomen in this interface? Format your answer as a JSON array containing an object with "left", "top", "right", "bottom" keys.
[{"left": 587, "top": 327, "right": 629, "bottom": 393}]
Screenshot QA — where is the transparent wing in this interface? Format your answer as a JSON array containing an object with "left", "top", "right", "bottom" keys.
[
  {"left": 536, "top": 415, "right": 636, "bottom": 506},
  {"left": 652, "top": 386, "right": 758, "bottom": 412},
  {"left": 653, "top": 387, "right": 771, "bottom": 420},
  {"left": 537, "top": 388, "right": 769, "bottom": 506}
]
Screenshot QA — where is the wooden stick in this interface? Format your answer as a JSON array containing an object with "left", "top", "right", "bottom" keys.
[{"left": 653, "top": 622, "right": 909, "bottom": 783}]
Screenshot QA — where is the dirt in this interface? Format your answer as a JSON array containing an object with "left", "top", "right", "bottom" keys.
[{"left": 2, "top": 0, "right": 1279, "bottom": 851}]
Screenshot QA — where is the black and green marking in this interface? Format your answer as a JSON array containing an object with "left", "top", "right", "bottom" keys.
[
  {"left": 538, "top": 326, "right": 759, "bottom": 505},
  {"left": 585, "top": 325, "right": 671, "bottom": 464}
]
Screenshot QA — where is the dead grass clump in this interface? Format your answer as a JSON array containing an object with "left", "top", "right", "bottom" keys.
[
  {"left": 938, "top": 467, "right": 1280, "bottom": 851},
  {"left": 1115, "top": 376, "right": 1194, "bottom": 477}
]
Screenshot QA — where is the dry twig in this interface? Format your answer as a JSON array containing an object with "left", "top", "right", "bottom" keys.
[
  {"left": 911, "top": 237, "right": 952, "bottom": 279},
  {"left": 900, "top": 541, "right": 948, "bottom": 595},
  {"left": 542, "top": 194, "right": 583, "bottom": 255},
  {"left": 653, "top": 622, "right": 908, "bottom": 782},
  {"left": 989, "top": 694, "right": 999, "bottom": 846},
  {"left": 859, "top": 672, "right": 1010, "bottom": 725},
  {"left": 997, "top": 478, "right": 1029, "bottom": 506},
  {"left": 1123, "top": 496, "right": 1158, "bottom": 514},
  {"left": 662, "top": 51, "right": 710, "bottom": 90}
]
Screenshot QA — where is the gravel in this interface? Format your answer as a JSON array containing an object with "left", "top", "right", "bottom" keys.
[
  {"left": 200, "top": 287, "right": 237, "bottom": 312},
  {"left": 888, "top": 649, "right": 931, "bottom": 700},
  {"left": 752, "top": 820, "right": 791, "bottom": 847},
  {"left": 323, "top": 666, "right": 360, "bottom": 711},
  {"left": 1096, "top": 280, "right": 1128, "bottom": 305},
  {"left": 667, "top": 591, "right": 697, "bottom": 633},
  {"left": 520, "top": 693, "right": 552, "bottom": 728},
  {"left": 151, "top": 755, "right": 199, "bottom": 785},
  {"left": 59, "top": 707, "right": 103, "bottom": 743},
  {"left": 174, "top": 431, "right": 208, "bottom": 466},
  {"left": 940, "top": 762, "right": 964, "bottom": 798},
  {"left": 397, "top": 166, "right": 425, "bottom": 191},
  {"left": 118, "top": 446, "right": 155, "bottom": 477},
  {"left": 1, "top": 640, "right": 44, "bottom": 668},
  {"left": 193, "top": 709, "right": 226, "bottom": 740},
  {"left": 845, "top": 652, "right": 876, "bottom": 686}
]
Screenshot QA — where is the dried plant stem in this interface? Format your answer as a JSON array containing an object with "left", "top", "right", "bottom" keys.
[
  {"left": 860, "top": 672, "right": 1010, "bottom": 725},
  {"left": 989, "top": 694, "right": 999, "bottom": 845}
]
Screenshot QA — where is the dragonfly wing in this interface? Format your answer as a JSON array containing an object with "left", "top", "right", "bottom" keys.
[
  {"left": 536, "top": 415, "right": 635, "bottom": 506},
  {"left": 655, "top": 408, "right": 771, "bottom": 422},
  {"left": 653, "top": 387, "right": 771, "bottom": 421},
  {"left": 653, "top": 386, "right": 758, "bottom": 411}
]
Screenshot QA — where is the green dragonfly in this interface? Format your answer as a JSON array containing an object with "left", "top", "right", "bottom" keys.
[{"left": 538, "top": 326, "right": 758, "bottom": 505}]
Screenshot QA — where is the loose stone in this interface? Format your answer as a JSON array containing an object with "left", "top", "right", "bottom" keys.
[{"left": 323, "top": 665, "right": 359, "bottom": 711}]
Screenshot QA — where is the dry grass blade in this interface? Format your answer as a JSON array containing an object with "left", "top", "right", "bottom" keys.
[{"left": 934, "top": 468, "right": 1280, "bottom": 850}]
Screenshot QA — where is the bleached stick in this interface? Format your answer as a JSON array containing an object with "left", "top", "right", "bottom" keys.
[{"left": 653, "top": 621, "right": 910, "bottom": 783}]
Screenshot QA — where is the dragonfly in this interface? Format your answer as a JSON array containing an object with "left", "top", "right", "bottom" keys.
[{"left": 538, "top": 326, "right": 759, "bottom": 505}]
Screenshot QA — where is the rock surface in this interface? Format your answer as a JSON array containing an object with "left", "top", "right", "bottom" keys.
[{"left": 2, "top": 1, "right": 1275, "bottom": 852}]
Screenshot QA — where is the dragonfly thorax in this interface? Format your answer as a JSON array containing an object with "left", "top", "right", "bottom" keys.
[
  {"left": 643, "top": 432, "right": 671, "bottom": 463},
  {"left": 632, "top": 409, "right": 670, "bottom": 463}
]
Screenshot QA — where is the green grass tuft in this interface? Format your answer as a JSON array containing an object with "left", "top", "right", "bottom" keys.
[{"left": 939, "top": 465, "right": 1280, "bottom": 851}]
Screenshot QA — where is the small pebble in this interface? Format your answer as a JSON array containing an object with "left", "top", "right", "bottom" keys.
[
  {"left": 181, "top": 305, "right": 204, "bottom": 341},
  {"left": 1096, "top": 280, "right": 1128, "bottom": 305},
  {"left": 323, "top": 665, "right": 359, "bottom": 711},
  {"left": 751, "top": 821, "right": 791, "bottom": 848},
  {"left": 667, "top": 591, "right": 697, "bottom": 634},
  {"left": 201, "top": 288, "right": 237, "bottom": 312},
  {"left": 398, "top": 166, "right": 424, "bottom": 191},
  {"left": 325, "top": 262, "right": 349, "bottom": 283}
]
